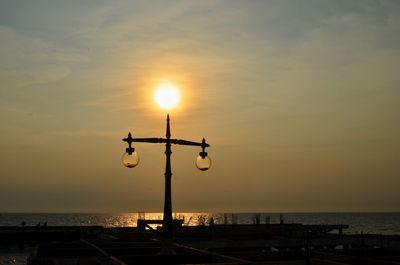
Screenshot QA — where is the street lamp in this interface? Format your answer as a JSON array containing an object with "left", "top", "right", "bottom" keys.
[{"left": 121, "top": 114, "right": 211, "bottom": 254}]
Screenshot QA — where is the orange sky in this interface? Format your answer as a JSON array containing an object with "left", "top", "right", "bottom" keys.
[{"left": 0, "top": 1, "right": 399, "bottom": 212}]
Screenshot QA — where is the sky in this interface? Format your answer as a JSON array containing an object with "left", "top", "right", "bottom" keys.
[{"left": 0, "top": 0, "right": 399, "bottom": 213}]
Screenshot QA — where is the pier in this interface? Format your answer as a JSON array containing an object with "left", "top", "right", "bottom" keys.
[{"left": 2, "top": 222, "right": 400, "bottom": 264}]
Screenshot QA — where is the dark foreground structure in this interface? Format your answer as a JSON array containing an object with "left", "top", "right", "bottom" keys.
[{"left": 2, "top": 222, "right": 400, "bottom": 265}]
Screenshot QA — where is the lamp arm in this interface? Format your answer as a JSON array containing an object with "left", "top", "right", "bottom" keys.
[
  {"left": 131, "top": 137, "right": 165, "bottom": 143},
  {"left": 170, "top": 139, "right": 210, "bottom": 147},
  {"left": 130, "top": 137, "right": 210, "bottom": 148}
]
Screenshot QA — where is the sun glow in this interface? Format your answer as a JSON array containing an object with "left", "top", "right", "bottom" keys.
[{"left": 154, "top": 82, "right": 181, "bottom": 110}]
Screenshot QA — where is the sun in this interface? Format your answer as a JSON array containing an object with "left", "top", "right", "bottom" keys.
[{"left": 154, "top": 82, "right": 181, "bottom": 110}]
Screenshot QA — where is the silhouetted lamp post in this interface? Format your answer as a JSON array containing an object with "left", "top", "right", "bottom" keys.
[{"left": 122, "top": 114, "right": 211, "bottom": 254}]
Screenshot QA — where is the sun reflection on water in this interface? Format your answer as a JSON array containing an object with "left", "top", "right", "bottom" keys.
[
  {"left": 103, "top": 212, "right": 264, "bottom": 228},
  {"left": 103, "top": 212, "right": 215, "bottom": 227}
]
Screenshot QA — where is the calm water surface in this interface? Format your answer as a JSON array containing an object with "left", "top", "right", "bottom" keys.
[{"left": 1, "top": 212, "right": 399, "bottom": 234}]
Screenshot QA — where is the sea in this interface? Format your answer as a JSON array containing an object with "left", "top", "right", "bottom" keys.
[{"left": 1, "top": 212, "right": 399, "bottom": 265}]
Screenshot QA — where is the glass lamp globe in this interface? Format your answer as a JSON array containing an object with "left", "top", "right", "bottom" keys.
[
  {"left": 196, "top": 155, "right": 211, "bottom": 171},
  {"left": 122, "top": 151, "right": 140, "bottom": 168}
]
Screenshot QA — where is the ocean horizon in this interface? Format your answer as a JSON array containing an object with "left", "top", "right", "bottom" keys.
[{"left": 1, "top": 212, "right": 399, "bottom": 235}]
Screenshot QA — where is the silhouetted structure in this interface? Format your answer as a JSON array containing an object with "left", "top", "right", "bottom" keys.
[
  {"left": 122, "top": 114, "right": 211, "bottom": 254},
  {"left": 13, "top": 223, "right": 400, "bottom": 265}
]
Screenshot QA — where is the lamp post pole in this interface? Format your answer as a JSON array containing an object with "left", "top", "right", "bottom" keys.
[
  {"left": 122, "top": 114, "right": 211, "bottom": 254},
  {"left": 163, "top": 114, "right": 173, "bottom": 251}
]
